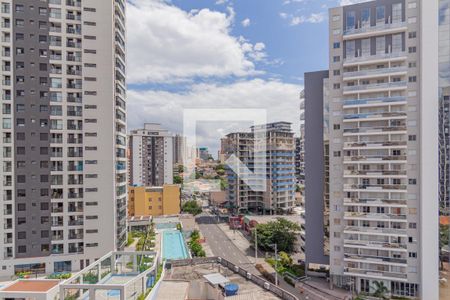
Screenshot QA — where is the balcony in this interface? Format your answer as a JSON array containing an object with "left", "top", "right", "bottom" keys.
[
  {"left": 343, "top": 66, "right": 407, "bottom": 80},
  {"left": 343, "top": 211, "right": 407, "bottom": 221},
  {"left": 344, "top": 226, "right": 407, "bottom": 236},
  {"left": 68, "top": 219, "right": 83, "bottom": 226},
  {"left": 344, "top": 254, "right": 407, "bottom": 265},
  {"left": 344, "top": 155, "right": 407, "bottom": 163},
  {"left": 343, "top": 184, "right": 407, "bottom": 192},
  {"left": 343, "top": 96, "right": 406, "bottom": 107},
  {"left": 343, "top": 81, "right": 407, "bottom": 94},
  {"left": 343, "top": 21, "right": 407, "bottom": 38},
  {"left": 343, "top": 170, "right": 407, "bottom": 177},
  {"left": 344, "top": 239, "right": 407, "bottom": 250},
  {"left": 344, "top": 52, "right": 407, "bottom": 66},
  {"left": 343, "top": 198, "right": 407, "bottom": 206},
  {"left": 344, "top": 268, "right": 407, "bottom": 281},
  {"left": 343, "top": 111, "right": 407, "bottom": 121},
  {"left": 343, "top": 126, "right": 406, "bottom": 135},
  {"left": 343, "top": 141, "right": 407, "bottom": 149}
]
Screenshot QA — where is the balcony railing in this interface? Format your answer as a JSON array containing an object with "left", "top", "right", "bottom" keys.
[
  {"left": 343, "top": 96, "right": 406, "bottom": 107},
  {"left": 344, "top": 111, "right": 407, "bottom": 120},
  {"left": 344, "top": 51, "right": 406, "bottom": 64},
  {"left": 344, "top": 211, "right": 407, "bottom": 220},
  {"left": 343, "top": 126, "right": 406, "bottom": 135},
  {"left": 344, "top": 81, "right": 407, "bottom": 93},
  {"left": 343, "top": 66, "right": 407, "bottom": 79},
  {"left": 343, "top": 141, "right": 407, "bottom": 148},
  {"left": 344, "top": 21, "right": 407, "bottom": 36},
  {"left": 344, "top": 184, "right": 407, "bottom": 191},
  {"left": 344, "top": 268, "right": 407, "bottom": 280}
]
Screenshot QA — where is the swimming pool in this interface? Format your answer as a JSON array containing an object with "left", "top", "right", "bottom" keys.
[{"left": 162, "top": 230, "right": 189, "bottom": 260}]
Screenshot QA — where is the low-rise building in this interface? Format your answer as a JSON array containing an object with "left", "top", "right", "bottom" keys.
[{"left": 128, "top": 185, "right": 181, "bottom": 217}]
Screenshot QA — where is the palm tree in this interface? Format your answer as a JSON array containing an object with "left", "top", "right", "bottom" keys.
[{"left": 370, "top": 281, "right": 389, "bottom": 299}]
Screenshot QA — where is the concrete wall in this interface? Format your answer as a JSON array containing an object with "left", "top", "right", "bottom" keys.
[{"left": 304, "top": 70, "right": 330, "bottom": 267}]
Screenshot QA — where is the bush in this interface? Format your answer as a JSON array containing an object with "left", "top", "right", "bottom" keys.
[{"left": 182, "top": 200, "right": 202, "bottom": 215}]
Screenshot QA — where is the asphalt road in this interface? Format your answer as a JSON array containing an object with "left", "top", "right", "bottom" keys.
[{"left": 196, "top": 215, "right": 258, "bottom": 272}]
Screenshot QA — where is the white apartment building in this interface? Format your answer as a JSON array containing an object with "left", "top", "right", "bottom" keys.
[
  {"left": 327, "top": 0, "right": 438, "bottom": 298},
  {"left": 128, "top": 123, "right": 174, "bottom": 187},
  {"left": 0, "top": 0, "right": 127, "bottom": 277}
]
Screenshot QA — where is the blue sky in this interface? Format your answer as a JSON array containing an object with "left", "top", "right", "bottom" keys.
[{"left": 126, "top": 0, "right": 360, "bottom": 154}]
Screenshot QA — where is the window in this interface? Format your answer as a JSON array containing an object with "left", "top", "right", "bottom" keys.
[
  {"left": 409, "top": 222, "right": 417, "bottom": 229},
  {"left": 333, "top": 56, "right": 340, "bottom": 62},
  {"left": 409, "top": 135, "right": 416, "bottom": 141},
  {"left": 408, "top": 17, "right": 417, "bottom": 24},
  {"left": 392, "top": 34, "right": 402, "bottom": 53},
  {"left": 409, "top": 31, "right": 417, "bottom": 39},
  {"left": 392, "top": 3, "right": 402, "bottom": 23},
  {"left": 333, "top": 69, "right": 340, "bottom": 76},
  {"left": 333, "top": 42, "right": 340, "bottom": 49},
  {"left": 345, "top": 40, "right": 355, "bottom": 58},
  {"left": 333, "top": 151, "right": 341, "bottom": 157},
  {"left": 409, "top": 76, "right": 417, "bottom": 82},
  {"left": 408, "top": 2, "right": 417, "bottom": 9},
  {"left": 18, "top": 246, "right": 26, "bottom": 253},
  {"left": 361, "top": 38, "right": 370, "bottom": 56},
  {"left": 409, "top": 47, "right": 417, "bottom": 53},
  {"left": 409, "top": 252, "right": 417, "bottom": 258},
  {"left": 17, "top": 203, "right": 26, "bottom": 211},
  {"left": 376, "top": 36, "right": 385, "bottom": 54},
  {"left": 376, "top": 6, "right": 385, "bottom": 24},
  {"left": 409, "top": 179, "right": 417, "bottom": 185},
  {"left": 18, "top": 232, "right": 26, "bottom": 239},
  {"left": 346, "top": 11, "right": 356, "bottom": 30},
  {"left": 18, "top": 217, "right": 26, "bottom": 225},
  {"left": 333, "top": 124, "right": 340, "bottom": 130},
  {"left": 361, "top": 7, "right": 370, "bottom": 28},
  {"left": 333, "top": 83, "right": 340, "bottom": 89}
]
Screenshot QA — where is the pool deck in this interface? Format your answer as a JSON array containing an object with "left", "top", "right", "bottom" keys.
[{"left": 161, "top": 230, "right": 190, "bottom": 260}]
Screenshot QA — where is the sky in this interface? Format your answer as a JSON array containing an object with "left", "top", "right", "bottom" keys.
[{"left": 126, "top": 0, "right": 367, "bottom": 155}]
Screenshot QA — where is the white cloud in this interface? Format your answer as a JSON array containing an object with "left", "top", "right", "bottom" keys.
[
  {"left": 127, "top": 0, "right": 266, "bottom": 84},
  {"left": 340, "top": 0, "right": 372, "bottom": 5},
  {"left": 241, "top": 18, "right": 251, "bottom": 27},
  {"left": 289, "top": 12, "right": 326, "bottom": 25},
  {"left": 215, "top": 0, "right": 229, "bottom": 5},
  {"left": 127, "top": 79, "right": 302, "bottom": 151}
]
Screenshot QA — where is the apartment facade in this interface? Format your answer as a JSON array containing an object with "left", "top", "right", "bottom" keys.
[
  {"left": 128, "top": 185, "right": 181, "bottom": 217},
  {"left": 325, "top": 0, "right": 438, "bottom": 297},
  {"left": 0, "top": 0, "right": 127, "bottom": 277},
  {"left": 222, "top": 122, "right": 296, "bottom": 214},
  {"left": 439, "top": 0, "right": 450, "bottom": 216},
  {"left": 173, "top": 133, "right": 186, "bottom": 165},
  {"left": 128, "top": 123, "right": 173, "bottom": 187}
]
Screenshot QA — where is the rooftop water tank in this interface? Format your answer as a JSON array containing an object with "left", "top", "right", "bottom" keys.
[{"left": 224, "top": 283, "right": 239, "bottom": 296}]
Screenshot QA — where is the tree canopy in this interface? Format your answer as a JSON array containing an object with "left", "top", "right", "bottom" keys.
[
  {"left": 182, "top": 200, "right": 202, "bottom": 215},
  {"left": 253, "top": 218, "right": 300, "bottom": 253}
]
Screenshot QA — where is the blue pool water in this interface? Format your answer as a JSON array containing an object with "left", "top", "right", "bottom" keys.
[{"left": 162, "top": 230, "right": 189, "bottom": 260}]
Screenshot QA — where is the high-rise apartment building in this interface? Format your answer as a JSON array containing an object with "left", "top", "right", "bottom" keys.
[
  {"left": 0, "top": 0, "right": 127, "bottom": 277},
  {"left": 304, "top": 0, "right": 438, "bottom": 297},
  {"left": 173, "top": 134, "right": 186, "bottom": 165},
  {"left": 222, "top": 122, "right": 296, "bottom": 214},
  {"left": 439, "top": 0, "right": 450, "bottom": 216},
  {"left": 128, "top": 123, "right": 173, "bottom": 187}
]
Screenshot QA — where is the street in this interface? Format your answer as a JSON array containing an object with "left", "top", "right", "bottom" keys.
[
  {"left": 196, "top": 214, "right": 341, "bottom": 300},
  {"left": 196, "top": 215, "right": 258, "bottom": 272}
]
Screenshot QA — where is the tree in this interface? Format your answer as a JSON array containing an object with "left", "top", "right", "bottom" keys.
[
  {"left": 371, "top": 281, "right": 389, "bottom": 299},
  {"left": 182, "top": 200, "right": 202, "bottom": 215},
  {"left": 440, "top": 224, "right": 449, "bottom": 270},
  {"left": 279, "top": 251, "right": 293, "bottom": 267},
  {"left": 173, "top": 175, "right": 183, "bottom": 184},
  {"left": 253, "top": 218, "right": 300, "bottom": 253}
]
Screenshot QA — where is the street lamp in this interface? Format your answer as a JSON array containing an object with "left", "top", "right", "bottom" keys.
[
  {"left": 253, "top": 228, "right": 258, "bottom": 263},
  {"left": 270, "top": 243, "right": 278, "bottom": 286}
]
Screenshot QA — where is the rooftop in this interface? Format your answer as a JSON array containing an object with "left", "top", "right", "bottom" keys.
[{"left": 1, "top": 279, "right": 59, "bottom": 292}]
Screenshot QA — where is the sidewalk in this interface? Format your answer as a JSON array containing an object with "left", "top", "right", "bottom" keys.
[
  {"left": 217, "top": 223, "right": 349, "bottom": 300},
  {"left": 217, "top": 223, "right": 275, "bottom": 272}
]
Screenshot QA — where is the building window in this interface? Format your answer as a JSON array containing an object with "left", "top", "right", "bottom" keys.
[
  {"left": 392, "top": 3, "right": 402, "bottom": 23},
  {"left": 333, "top": 56, "right": 340, "bottom": 62},
  {"left": 333, "top": 83, "right": 340, "bottom": 89},
  {"left": 333, "top": 69, "right": 340, "bottom": 76},
  {"left": 17, "top": 246, "right": 26, "bottom": 253},
  {"left": 361, "top": 38, "right": 370, "bottom": 56},
  {"left": 345, "top": 40, "right": 355, "bottom": 58},
  {"left": 409, "top": 76, "right": 417, "bottom": 82},
  {"left": 409, "top": 31, "right": 417, "bottom": 39},
  {"left": 346, "top": 11, "right": 356, "bottom": 30},
  {"left": 409, "top": 179, "right": 417, "bottom": 185},
  {"left": 376, "top": 6, "right": 385, "bottom": 24},
  {"left": 333, "top": 42, "right": 340, "bottom": 49},
  {"left": 333, "top": 151, "right": 341, "bottom": 157},
  {"left": 376, "top": 36, "right": 385, "bottom": 54},
  {"left": 409, "top": 47, "right": 417, "bottom": 53}
]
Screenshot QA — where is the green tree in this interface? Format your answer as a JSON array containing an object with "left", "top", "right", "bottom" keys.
[
  {"left": 279, "top": 251, "right": 293, "bottom": 267},
  {"left": 182, "top": 200, "right": 202, "bottom": 215},
  {"left": 177, "top": 165, "right": 185, "bottom": 174},
  {"left": 253, "top": 218, "right": 300, "bottom": 253},
  {"left": 173, "top": 175, "right": 183, "bottom": 184},
  {"left": 371, "top": 281, "right": 389, "bottom": 299},
  {"left": 440, "top": 224, "right": 449, "bottom": 270}
]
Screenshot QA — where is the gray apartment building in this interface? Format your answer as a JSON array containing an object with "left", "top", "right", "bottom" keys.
[
  {"left": 128, "top": 123, "right": 174, "bottom": 187},
  {"left": 304, "top": 0, "right": 439, "bottom": 298},
  {"left": 222, "top": 122, "right": 296, "bottom": 214},
  {"left": 439, "top": 0, "right": 450, "bottom": 216},
  {"left": 0, "top": 0, "right": 128, "bottom": 277}
]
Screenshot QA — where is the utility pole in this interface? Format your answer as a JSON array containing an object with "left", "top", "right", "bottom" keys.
[
  {"left": 271, "top": 243, "right": 278, "bottom": 286},
  {"left": 254, "top": 228, "right": 258, "bottom": 263}
]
